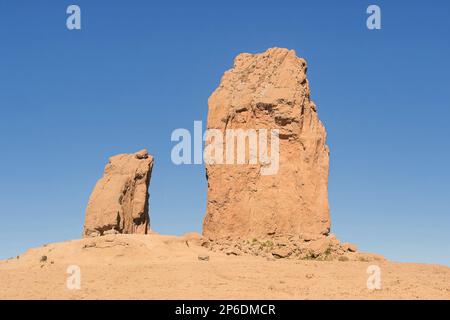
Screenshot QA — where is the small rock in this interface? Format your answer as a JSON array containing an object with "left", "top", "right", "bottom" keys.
[
  {"left": 135, "top": 149, "right": 149, "bottom": 159},
  {"left": 271, "top": 247, "right": 292, "bottom": 259},
  {"left": 302, "top": 237, "right": 332, "bottom": 257},
  {"left": 342, "top": 243, "right": 358, "bottom": 252},
  {"left": 198, "top": 255, "right": 210, "bottom": 261},
  {"left": 226, "top": 250, "right": 240, "bottom": 256},
  {"left": 300, "top": 233, "right": 321, "bottom": 242},
  {"left": 87, "top": 230, "right": 101, "bottom": 237},
  {"left": 83, "top": 243, "right": 97, "bottom": 249},
  {"left": 103, "top": 229, "right": 119, "bottom": 235},
  {"left": 40, "top": 255, "right": 47, "bottom": 263},
  {"left": 201, "top": 241, "right": 210, "bottom": 248}
]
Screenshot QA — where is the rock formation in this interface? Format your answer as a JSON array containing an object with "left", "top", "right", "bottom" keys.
[
  {"left": 83, "top": 149, "right": 153, "bottom": 237},
  {"left": 203, "top": 47, "right": 331, "bottom": 240},
  {"left": 201, "top": 235, "right": 384, "bottom": 262}
]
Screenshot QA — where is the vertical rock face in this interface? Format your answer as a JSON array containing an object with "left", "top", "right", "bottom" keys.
[
  {"left": 83, "top": 149, "right": 154, "bottom": 237},
  {"left": 203, "top": 48, "right": 330, "bottom": 240}
]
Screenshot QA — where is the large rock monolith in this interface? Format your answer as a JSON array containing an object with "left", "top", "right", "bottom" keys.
[
  {"left": 203, "top": 48, "right": 330, "bottom": 240},
  {"left": 83, "top": 149, "right": 153, "bottom": 237}
]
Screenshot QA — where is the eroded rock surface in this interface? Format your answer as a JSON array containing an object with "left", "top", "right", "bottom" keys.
[
  {"left": 203, "top": 47, "right": 330, "bottom": 239},
  {"left": 83, "top": 149, "right": 153, "bottom": 237}
]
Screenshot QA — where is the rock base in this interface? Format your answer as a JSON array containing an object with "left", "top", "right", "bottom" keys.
[{"left": 202, "top": 234, "right": 384, "bottom": 262}]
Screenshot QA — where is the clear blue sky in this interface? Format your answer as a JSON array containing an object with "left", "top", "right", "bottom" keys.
[{"left": 0, "top": 1, "right": 449, "bottom": 265}]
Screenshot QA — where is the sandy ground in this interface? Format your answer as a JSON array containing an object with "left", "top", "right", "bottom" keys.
[{"left": 0, "top": 234, "right": 448, "bottom": 300}]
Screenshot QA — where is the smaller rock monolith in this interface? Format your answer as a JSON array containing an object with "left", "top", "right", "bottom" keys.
[{"left": 83, "top": 149, "right": 153, "bottom": 237}]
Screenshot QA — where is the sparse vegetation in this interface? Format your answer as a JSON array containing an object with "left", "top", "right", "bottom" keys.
[
  {"left": 262, "top": 240, "right": 273, "bottom": 248},
  {"left": 302, "top": 250, "right": 316, "bottom": 260},
  {"left": 358, "top": 256, "right": 370, "bottom": 262}
]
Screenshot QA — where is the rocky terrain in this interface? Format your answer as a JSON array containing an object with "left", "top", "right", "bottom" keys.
[
  {"left": 202, "top": 234, "right": 383, "bottom": 262},
  {"left": 0, "top": 234, "right": 448, "bottom": 300}
]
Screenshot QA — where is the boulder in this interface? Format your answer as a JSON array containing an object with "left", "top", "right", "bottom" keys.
[{"left": 342, "top": 242, "right": 358, "bottom": 253}]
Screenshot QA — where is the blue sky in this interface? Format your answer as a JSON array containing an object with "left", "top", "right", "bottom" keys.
[{"left": 0, "top": 1, "right": 449, "bottom": 265}]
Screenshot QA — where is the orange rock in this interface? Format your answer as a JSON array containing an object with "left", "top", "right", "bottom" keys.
[
  {"left": 83, "top": 149, "right": 153, "bottom": 237},
  {"left": 342, "top": 242, "right": 358, "bottom": 252},
  {"left": 203, "top": 48, "right": 330, "bottom": 239}
]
